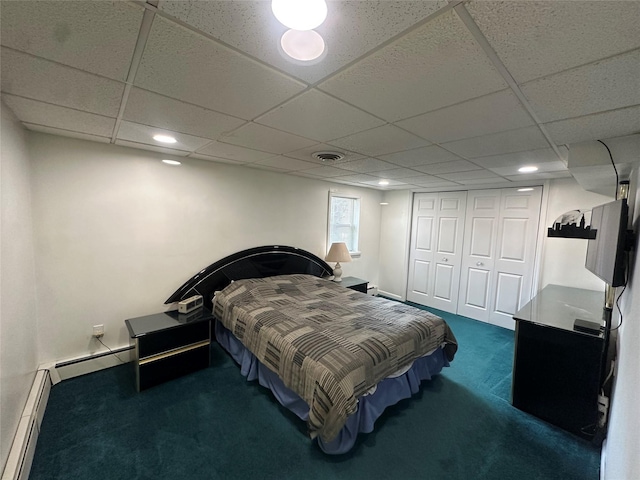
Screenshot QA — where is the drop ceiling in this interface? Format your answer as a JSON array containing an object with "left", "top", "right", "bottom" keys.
[{"left": 1, "top": 0, "right": 639, "bottom": 190}]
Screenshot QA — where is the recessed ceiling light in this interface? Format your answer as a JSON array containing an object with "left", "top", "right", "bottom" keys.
[
  {"left": 518, "top": 166, "right": 538, "bottom": 173},
  {"left": 517, "top": 187, "right": 534, "bottom": 192},
  {"left": 162, "top": 159, "right": 181, "bottom": 166},
  {"left": 280, "top": 29, "right": 325, "bottom": 62},
  {"left": 153, "top": 134, "right": 177, "bottom": 144},
  {"left": 378, "top": 180, "right": 390, "bottom": 186},
  {"left": 380, "top": 202, "right": 389, "bottom": 206},
  {"left": 272, "top": 0, "right": 327, "bottom": 30}
]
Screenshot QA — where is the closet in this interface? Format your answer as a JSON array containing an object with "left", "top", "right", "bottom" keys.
[{"left": 407, "top": 187, "right": 542, "bottom": 329}]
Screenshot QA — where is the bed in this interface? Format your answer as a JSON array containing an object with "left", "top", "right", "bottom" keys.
[{"left": 166, "top": 246, "right": 458, "bottom": 454}]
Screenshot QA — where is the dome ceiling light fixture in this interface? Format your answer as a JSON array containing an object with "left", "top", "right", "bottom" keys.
[
  {"left": 272, "top": 0, "right": 327, "bottom": 31},
  {"left": 280, "top": 29, "right": 325, "bottom": 62}
]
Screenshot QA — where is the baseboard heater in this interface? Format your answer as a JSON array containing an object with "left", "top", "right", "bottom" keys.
[{"left": 1, "top": 370, "right": 51, "bottom": 480}]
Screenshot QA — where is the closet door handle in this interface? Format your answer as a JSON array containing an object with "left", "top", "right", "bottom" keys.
[
  {"left": 442, "top": 257, "right": 449, "bottom": 262},
  {"left": 476, "top": 261, "right": 484, "bottom": 266}
]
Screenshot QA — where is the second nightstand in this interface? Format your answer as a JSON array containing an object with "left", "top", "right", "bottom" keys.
[{"left": 339, "top": 276, "right": 368, "bottom": 294}]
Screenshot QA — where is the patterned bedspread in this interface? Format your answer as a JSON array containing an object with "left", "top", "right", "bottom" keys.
[{"left": 213, "top": 274, "right": 458, "bottom": 442}]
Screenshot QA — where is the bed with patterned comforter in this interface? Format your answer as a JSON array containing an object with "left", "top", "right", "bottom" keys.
[{"left": 213, "top": 274, "right": 458, "bottom": 443}]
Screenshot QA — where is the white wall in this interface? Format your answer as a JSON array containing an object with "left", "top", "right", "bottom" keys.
[
  {"left": 539, "top": 177, "right": 612, "bottom": 291},
  {"left": 0, "top": 104, "right": 39, "bottom": 467},
  {"left": 604, "top": 165, "right": 640, "bottom": 480},
  {"left": 28, "top": 133, "right": 382, "bottom": 364}
]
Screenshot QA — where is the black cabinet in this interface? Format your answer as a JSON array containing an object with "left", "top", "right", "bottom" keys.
[
  {"left": 512, "top": 285, "right": 606, "bottom": 440},
  {"left": 340, "top": 276, "right": 368, "bottom": 294},
  {"left": 125, "top": 309, "right": 213, "bottom": 391}
]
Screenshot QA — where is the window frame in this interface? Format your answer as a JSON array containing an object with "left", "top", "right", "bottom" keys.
[{"left": 327, "top": 192, "right": 361, "bottom": 257}]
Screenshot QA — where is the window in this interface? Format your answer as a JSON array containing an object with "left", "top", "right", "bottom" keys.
[{"left": 328, "top": 194, "right": 360, "bottom": 254}]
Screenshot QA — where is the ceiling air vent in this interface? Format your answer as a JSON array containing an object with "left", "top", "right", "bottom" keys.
[{"left": 312, "top": 151, "right": 344, "bottom": 162}]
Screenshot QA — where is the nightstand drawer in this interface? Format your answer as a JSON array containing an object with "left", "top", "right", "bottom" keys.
[
  {"left": 138, "top": 343, "right": 210, "bottom": 391},
  {"left": 138, "top": 321, "right": 209, "bottom": 359}
]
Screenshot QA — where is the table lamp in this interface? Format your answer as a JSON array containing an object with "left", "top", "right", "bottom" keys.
[{"left": 325, "top": 242, "right": 352, "bottom": 282}]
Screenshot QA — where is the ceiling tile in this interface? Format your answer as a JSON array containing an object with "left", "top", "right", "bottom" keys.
[
  {"left": 256, "top": 89, "right": 385, "bottom": 142},
  {"left": 521, "top": 50, "right": 640, "bottom": 123},
  {"left": 437, "top": 169, "right": 502, "bottom": 181},
  {"left": 22, "top": 124, "right": 111, "bottom": 144},
  {"left": 442, "top": 126, "right": 551, "bottom": 159},
  {"left": 489, "top": 160, "right": 567, "bottom": 177},
  {"left": 336, "top": 158, "right": 396, "bottom": 174},
  {"left": 332, "top": 173, "right": 383, "bottom": 184},
  {"left": 329, "top": 125, "right": 430, "bottom": 156},
  {"left": 466, "top": 1, "right": 640, "bottom": 83},
  {"left": 0, "top": 1, "right": 143, "bottom": 81},
  {"left": 2, "top": 94, "right": 115, "bottom": 137},
  {"left": 319, "top": 9, "right": 507, "bottom": 121},
  {"left": 368, "top": 168, "right": 421, "bottom": 179},
  {"left": 505, "top": 171, "right": 572, "bottom": 182},
  {"left": 158, "top": 0, "right": 447, "bottom": 84},
  {"left": 358, "top": 179, "right": 412, "bottom": 188},
  {"left": 250, "top": 156, "right": 317, "bottom": 171},
  {"left": 123, "top": 88, "right": 246, "bottom": 140},
  {"left": 188, "top": 153, "right": 246, "bottom": 165},
  {"left": 378, "top": 145, "right": 463, "bottom": 168},
  {"left": 396, "top": 89, "right": 534, "bottom": 143},
  {"left": 409, "top": 177, "right": 459, "bottom": 188},
  {"left": 116, "top": 121, "right": 212, "bottom": 151},
  {"left": 195, "top": 141, "right": 273, "bottom": 163},
  {"left": 114, "top": 140, "right": 190, "bottom": 157},
  {"left": 135, "top": 16, "right": 306, "bottom": 120},
  {"left": 413, "top": 160, "right": 481, "bottom": 175},
  {"left": 220, "top": 123, "right": 316, "bottom": 154},
  {"left": 470, "top": 147, "right": 567, "bottom": 170},
  {"left": 296, "top": 165, "right": 352, "bottom": 178},
  {"left": 454, "top": 177, "right": 512, "bottom": 185},
  {"left": 0, "top": 48, "right": 124, "bottom": 117},
  {"left": 544, "top": 106, "right": 640, "bottom": 146}
]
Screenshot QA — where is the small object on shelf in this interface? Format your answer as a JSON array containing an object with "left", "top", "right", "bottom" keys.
[{"left": 178, "top": 294, "right": 203, "bottom": 313}]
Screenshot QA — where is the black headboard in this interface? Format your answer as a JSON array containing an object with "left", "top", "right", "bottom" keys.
[{"left": 165, "top": 245, "right": 333, "bottom": 310}]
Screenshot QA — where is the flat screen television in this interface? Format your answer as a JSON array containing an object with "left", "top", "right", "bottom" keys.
[{"left": 585, "top": 199, "right": 629, "bottom": 287}]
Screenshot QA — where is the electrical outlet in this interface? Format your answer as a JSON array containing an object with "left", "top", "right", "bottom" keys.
[{"left": 92, "top": 324, "right": 104, "bottom": 338}]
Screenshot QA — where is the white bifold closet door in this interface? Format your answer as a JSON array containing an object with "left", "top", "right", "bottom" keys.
[
  {"left": 457, "top": 187, "right": 542, "bottom": 329},
  {"left": 406, "top": 191, "right": 467, "bottom": 313}
]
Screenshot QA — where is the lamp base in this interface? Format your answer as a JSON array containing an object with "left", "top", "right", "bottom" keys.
[{"left": 333, "top": 262, "right": 343, "bottom": 282}]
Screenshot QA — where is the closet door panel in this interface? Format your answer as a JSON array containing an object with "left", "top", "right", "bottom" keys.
[{"left": 407, "top": 193, "right": 438, "bottom": 304}]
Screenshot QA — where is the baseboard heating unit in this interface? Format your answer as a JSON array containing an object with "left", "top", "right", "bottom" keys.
[{"left": 1, "top": 369, "right": 51, "bottom": 480}]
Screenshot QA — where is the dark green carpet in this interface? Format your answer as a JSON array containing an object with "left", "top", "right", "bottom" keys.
[{"left": 29, "top": 306, "right": 600, "bottom": 479}]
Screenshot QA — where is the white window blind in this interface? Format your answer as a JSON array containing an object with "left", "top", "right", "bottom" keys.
[{"left": 328, "top": 194, "right": 360, "bottom": 254}]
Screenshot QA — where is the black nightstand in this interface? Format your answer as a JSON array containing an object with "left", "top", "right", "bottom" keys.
[
  {"left": 339, "top": 276, "right": 368, "bottom": 294},
  {"left": 125, "top": 308, "right": 213, "bottom": 391}
]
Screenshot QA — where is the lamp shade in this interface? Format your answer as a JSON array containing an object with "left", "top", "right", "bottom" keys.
[{"left": 325, "top": 242, "right": 352, "bottom": 263}]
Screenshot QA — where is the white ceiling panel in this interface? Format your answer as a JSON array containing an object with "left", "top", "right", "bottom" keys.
[
  {"left": 195, "top": 141, "right": 274, "bottom": 163},
  {"left": 396, "top": 89, "right": 534, "bottom": 143},
  {"left": 470, "top": 147, "right": 567, "bottom": 170},
  {"left": 296, "top": 165, "right": 352, "bottom": 178},
  {"left": 544, "top": 106, "right": 640, "bottom": 147},
  {"left": 521, "top": 50, "right": 640, "bottom": 123},
  {"left": 135, "top": 16, "right": 306, "bottom": 120},
  {"left": 489, "top": 160, "right": 567, "bottom": 177},
  {"left": 158, "top": 0, "right": 447, "bottom": 84},
  {"left": 413, "top": 160, "right": 482, "bottom": 175},
  {"left": 466, "top": 1, "right": 640, "bottom": 83},
  {"left": 220, "top": 123, "right": 317, "bottom": 154},
  {"left": 0, "top": 48, "right": 124, "bottom": 117},
  {"left": 368, "top": 168, "right": 422, "bottom": 179},
  {"left": 188, "top": 153, "right": 247, "bottom": 165},
  {"left": 505, "top": 171, "right": 573, "bottom": 182},
  {"left": 437, "top": 169, "right": 503, "bottom": 181},
  {"left": 0, "top": 1, "right": 143, "bottom": 81},
  {"left": 123, "top": 88, "right": 246, "bottom": 141},
  {"left": 442, "top": 126, "right": 551, "bottom": 159},
  {"left": 117, "top": 121, "right": 212, "bottom": 151},
  {"left": 454, "top": 177, "right": 511, "bottom": 185},
  {"left": 319, "top": 9, "right": 507, "bottom": 121},
  {"left": 256, "top": 89, "right": 384, "bottom": 142},
  {"left": 23, "top": 124, "right": 111, "bottom": 144},
  {"left": 114, "top": 140, "right": 190, "bottom": 157},
  {"left": 251, "top": 156, "right": 318, "bottom": 172},
  {"left": 2, "top": 94, "right": 115, "bottom": 138},
  {"left": 336, "top": 158, "right": 397, "bottom": 174},
  {"left": 329, "top": 125, "right": 430, "bottom": 156},
  {"left": 409, "top": 177, "right": 459, "bottom": 188},
  {"left": 378, "top": 145, "right": 464, "bottom": 168}
]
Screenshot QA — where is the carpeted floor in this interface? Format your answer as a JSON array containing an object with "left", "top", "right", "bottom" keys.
[{"left": 29, "top": 305, "right": 600, "bottom": 479}]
